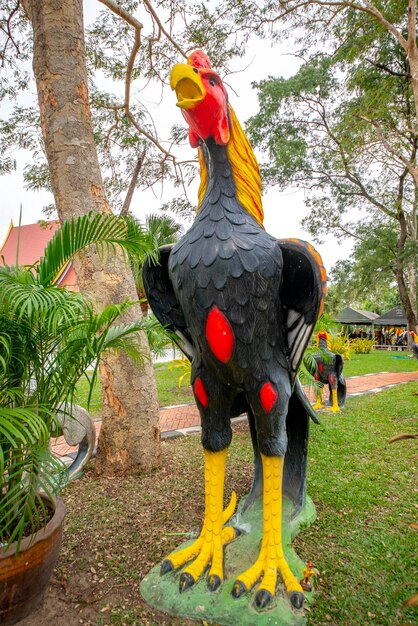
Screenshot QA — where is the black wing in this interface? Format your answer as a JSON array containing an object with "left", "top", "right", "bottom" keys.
[
  {"left": 142, "top": 245, "right": 194, "bottom": 361},
  {"left": 278, "top": 239, "right": 327, "bottom": 383}
]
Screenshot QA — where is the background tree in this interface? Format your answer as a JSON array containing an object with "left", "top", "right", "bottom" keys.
[
  {"left": 13, "top": 0, "right": 165, "bottom": 476},
  {"left": 325, "top": 231, "right": 403, "bottom": 317},
  {"left": 241, "top": 1, "right": 418, "bottom": 332}
]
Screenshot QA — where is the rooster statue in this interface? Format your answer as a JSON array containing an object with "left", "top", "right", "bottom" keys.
[
  {"left": 143, "top": 51, "right": 327, "bottom": 611},
  {"left": 410, "top": 331, "right": 418, "bottom": 368},
  {"left": 312, "top": 331, "right": 346, "bottom": 412}
]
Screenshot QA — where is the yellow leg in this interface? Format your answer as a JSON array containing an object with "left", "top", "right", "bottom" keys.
[
  {"left": 326, "top": 388, "right": 340, "bottom": 413},
  {"left": 312, "top": 387, "right": 324, "bottom": 410},
  {"left": 161, "top": 448, "right": 238, "bottom": 592},
  {"left": 232, "top": 454, "right": 304, "bottom": 610}
]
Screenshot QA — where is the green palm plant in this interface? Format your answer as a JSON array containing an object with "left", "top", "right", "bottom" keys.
[
  {"left": 0, "top": 212, "right": 156, "bottom": 552},
  {"left": 128, "top": 213, "right": 181, "bottom": 315}
]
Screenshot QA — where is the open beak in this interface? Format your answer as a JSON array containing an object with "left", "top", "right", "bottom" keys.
[{"left": 170, "top": 64, "right": 205, "bottom": 110}]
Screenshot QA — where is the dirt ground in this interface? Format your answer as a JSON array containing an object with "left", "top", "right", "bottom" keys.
[{"left": 19, "top": 423, "right": 253, "bottom": 626}]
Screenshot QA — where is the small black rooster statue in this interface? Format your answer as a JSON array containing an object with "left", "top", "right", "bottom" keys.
[{"left": 313, "top": 331, "right": 346, "bottom": 412}]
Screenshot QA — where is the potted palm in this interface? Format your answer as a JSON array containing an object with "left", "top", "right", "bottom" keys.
[{"left": 0, "top": 212, "right": 156, "bottom": 625}]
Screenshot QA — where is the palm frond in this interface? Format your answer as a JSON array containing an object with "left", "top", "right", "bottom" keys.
[
  {"left": 37, "top": 212, "right": 158, "bottom": 286},
  {"left": 0, "top": 406, "right": 50, "bottom": 448},
  {"left": 0, "top": 445, "right": 67, "bottom": 551},
  {"left": 141, "top": 314, "right": 173, "bottom": 357}
]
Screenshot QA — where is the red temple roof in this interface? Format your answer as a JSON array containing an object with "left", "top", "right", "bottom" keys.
[{"left": 0, "top": 220, "right": 77, "bottom": 290}]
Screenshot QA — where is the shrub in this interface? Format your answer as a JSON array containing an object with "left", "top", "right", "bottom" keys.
[
  {"left": 168, "top": 357, "right": 191, "bottom": 387},
  {"left": 329, "top": 333, "right": 352, "bottom": 359},
  {"left": 350, "top": 338, "right": 375, "bottom": 354}
]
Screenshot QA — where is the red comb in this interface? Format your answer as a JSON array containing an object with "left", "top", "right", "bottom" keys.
[{"left": 188, "top": 50, "right": 212, "bottom": 69}]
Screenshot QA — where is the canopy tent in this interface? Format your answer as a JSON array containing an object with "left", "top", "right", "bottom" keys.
[
  {"left": 373, "top": 306, "right": 407, "bottom": 327},
  {"left": 334, "top": 307, "right": 379, "bottom": 325}
]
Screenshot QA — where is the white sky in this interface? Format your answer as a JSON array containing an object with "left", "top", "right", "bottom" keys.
[{"left": 0, "top": 1, "right": 354, "bottom": 273}]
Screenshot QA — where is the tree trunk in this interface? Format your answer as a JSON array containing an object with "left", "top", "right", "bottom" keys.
[
  {"left": 394, "top": 268, "right": 418, "bottom": 337},
  {"left": 22, "top": 0, "right": 161, "bottom": 474},
  {"left": 406, "top": 262, "right": 417, "bottom": 318},
  {"left": 393, "top": 208, "right": 418, "bottom": 339}
]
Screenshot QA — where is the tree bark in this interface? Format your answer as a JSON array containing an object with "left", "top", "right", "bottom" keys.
[
  {"left": 395, "top": 210, "right": 418, "bottom": 337},
  {"left": 22, "top": 0, "right": 160, "bottom": 474}
]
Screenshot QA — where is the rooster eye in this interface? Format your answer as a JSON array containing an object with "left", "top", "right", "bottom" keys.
[
  {"left": 193, "top": 68, "right": 199, "bottom": 74},
  {"left": 209, "top": 77, "right": 216, "bottom": 86}
]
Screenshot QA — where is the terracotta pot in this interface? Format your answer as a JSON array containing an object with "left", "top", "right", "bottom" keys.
[{"left": 0, "top": 495, "right": 66, "bottom": 625}]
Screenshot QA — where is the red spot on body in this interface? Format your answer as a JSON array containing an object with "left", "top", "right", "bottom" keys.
[
  {"left": 260, "top": 383, "right": 278, "bottom": 413},
  {"left": 206, "top": 306, "right": 234, "bottom": 363},
  {"left": 315, "top": 374, "right": 319, "bottom": 381},
  {"left": 318, "top": 363, "right": 323, "bottom": 373},
  {"left": 194, "top": 377, "right": 208, "bottom": 407},
  {"left": 329, "top": 374, "right": 335, "bottom": 386}
]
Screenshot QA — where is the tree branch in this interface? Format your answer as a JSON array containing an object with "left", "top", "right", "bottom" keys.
[
  {"left": 98, "top": 0, "right": 143, "bottom": 31},
  {"left": 142, "top": 0, "right": 187, "bottom": 58},
  {"left": 0, "top": 0, "right": 21, "bottom": 66},
  {"left": 119, "top": 148, "right": 147, "bottom": 217},
  {"left": 97, "top": 0, "right": 177, "bottom": 161},
  {"left": 313, "top": 99, "right": 395, "bottom": 217},
  {"left": 278, "top": 1, "right": 408, "bottom": 51},
  {"left": 358, "top": 114, "right": 418, "bottom": 186},
  {"left": 365, "top": 58, "right": 411, "bottom": 78}
]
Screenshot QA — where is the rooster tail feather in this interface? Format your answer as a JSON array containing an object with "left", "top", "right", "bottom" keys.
[
  {"left": 337, "top": 373, "right": 347, "bottom": 408},
  {"left": 283, "top": 387, "right": 311, "bottom": 515}
]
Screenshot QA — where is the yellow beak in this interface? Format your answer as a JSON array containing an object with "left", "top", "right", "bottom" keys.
[{"left": 170, "top": 64, "right": 205, "bottom": 110}]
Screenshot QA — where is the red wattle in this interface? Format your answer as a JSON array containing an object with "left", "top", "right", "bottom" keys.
[
  {"left": 205, "top": 306, "right": 234, "bottom": 363},
  {"left": 260, "top": 383, "right": 278, "bottom": 413}
]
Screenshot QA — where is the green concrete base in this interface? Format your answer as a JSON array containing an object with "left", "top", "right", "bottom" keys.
[{"left": 140, "top": 495, "right": 316, "bottom": 626}]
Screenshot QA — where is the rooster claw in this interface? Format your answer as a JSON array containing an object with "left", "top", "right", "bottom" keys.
[
  {"left": 160, "top": 559, "right": 174, "bottom": 575},
  {"left": 232, "top": 580, "right": 247, "bottom": 599},
  {"left": 179, "top": 571, "right": 195, "bottom": 593},
  {"left": 254, "top": 588, "right": 273, "bottom": 609},
  {"left": 207, "top": 574, "right": 221, "bottom": 591},
  {"left": 289, "top": 591, "right": 304, "bottom": 609}
]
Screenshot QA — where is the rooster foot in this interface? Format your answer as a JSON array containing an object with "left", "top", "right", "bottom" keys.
[
  {"left": 232, "top": 454, "right": 304, "bottom": 611},
  {"left": 232, "top": 552, "right": 304, "bottom": 610},
  {"left": 326, "top": 390, "right": 340, "bottom": 413},
  {"left": 161, "top": 465, "right": 239, "bottom": 593},
  {"left": 326, "top": 406, "right": 340, "bottom": 413}
]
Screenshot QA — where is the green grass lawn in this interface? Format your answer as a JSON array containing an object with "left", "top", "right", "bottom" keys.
[
  {"left": 75, "top": 351, "right": 416, "bottom": 418},
  {"left": 75, "top": 361, "right": 192, "bottom": 418},
  {"left": 153, "top": 361, "right": 192, "bottom": 406},
  {"left": 297, "top": 381, "right": 418, "bottom": 625},
  {"left": 343, "top": 349, "right": 417, "bottom": 377}
]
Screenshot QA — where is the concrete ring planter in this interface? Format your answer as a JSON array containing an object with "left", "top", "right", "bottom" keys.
[{"left": 0, "top": 495, "right": 66, "bottom": 625}]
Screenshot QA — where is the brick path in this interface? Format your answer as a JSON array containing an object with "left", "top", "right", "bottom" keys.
[{"left": 51, "top": 371, "right": 418, "bottom": 459}]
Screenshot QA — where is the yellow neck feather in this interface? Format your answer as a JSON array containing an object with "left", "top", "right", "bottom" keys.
[{"left": 197, "top": 105, "right": 263, "bottom": 226}]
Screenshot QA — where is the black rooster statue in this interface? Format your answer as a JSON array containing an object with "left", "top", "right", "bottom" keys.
[
  {"left": 143, "top": 50, "right": 327, "bottom": 611},
  {"left": 313, "top": 331, "right": 346, "bottom": 412}
]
